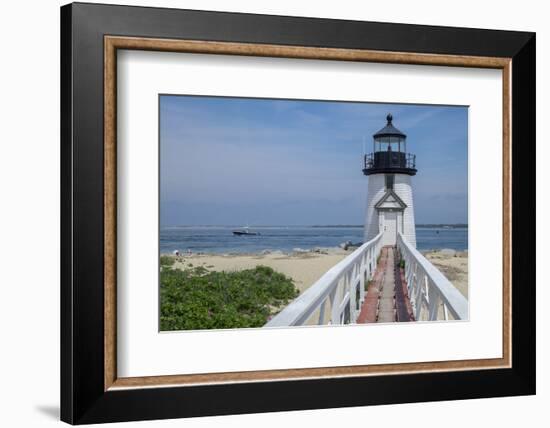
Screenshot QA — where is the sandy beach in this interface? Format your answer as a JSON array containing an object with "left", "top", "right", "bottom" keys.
[
  {"left": 424, "top": 250, "right": 469, "bottom": 299},
  {"left": 170, "top": 248, "right": 351, "bottom": 294},
  {"left": 166, "top": 248, "right": 468, "bottom": 298}
]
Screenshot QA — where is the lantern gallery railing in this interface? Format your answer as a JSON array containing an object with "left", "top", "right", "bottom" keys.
[
  {"left": 362, "top": 152, "right": 417, "bottom": 175},
  {"left": 265, "top": 232, "right": 384, "bottom": 327},
  {"left": 397, "top": 233, "right": 468, "bottom": 321}
]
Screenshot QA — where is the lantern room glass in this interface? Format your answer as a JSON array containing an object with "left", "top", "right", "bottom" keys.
[{"left": 374, "top": 136, "right": 406, "bottom": 153}]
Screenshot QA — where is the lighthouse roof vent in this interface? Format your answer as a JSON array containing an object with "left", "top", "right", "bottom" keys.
[{"left": 373, "top": 114, "right": 406, "bottom": 139}]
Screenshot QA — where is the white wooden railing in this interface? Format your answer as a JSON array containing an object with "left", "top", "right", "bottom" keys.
[
  {"left": 265, "top": 232, "right": 383, "bottom": 327},
  {"left": 397, "top": 232, "right": 468, "bottom": 321}
]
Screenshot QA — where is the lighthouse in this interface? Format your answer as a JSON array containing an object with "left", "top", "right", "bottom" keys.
[{"left": 363, "top": 114, "right": 417, "bottom": 247}]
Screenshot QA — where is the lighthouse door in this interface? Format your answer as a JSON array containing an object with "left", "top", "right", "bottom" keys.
[{"left": 382, "top": 211, "right": 398, "bottom": 246}]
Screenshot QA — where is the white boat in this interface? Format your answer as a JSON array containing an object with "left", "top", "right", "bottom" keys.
[{"left": 232, "top": 226, "right": 260, "bottom": 236}]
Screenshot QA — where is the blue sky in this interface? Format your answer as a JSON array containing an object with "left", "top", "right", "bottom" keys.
[{"left": 160, "top": 95, "right": 468, "bottom": 226}]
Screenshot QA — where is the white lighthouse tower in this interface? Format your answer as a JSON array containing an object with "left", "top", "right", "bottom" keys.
[{"left": 363, "top": 114, "right": 417, "bottom": 247}]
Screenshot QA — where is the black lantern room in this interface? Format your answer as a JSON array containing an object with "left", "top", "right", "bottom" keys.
[{"left": 362, "top": 114, "right": 417, "bottom": 176}]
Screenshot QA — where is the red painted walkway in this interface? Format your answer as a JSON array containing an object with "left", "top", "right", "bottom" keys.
[{"left": 356, "top": 246, "right": 414, "bottom": 324}]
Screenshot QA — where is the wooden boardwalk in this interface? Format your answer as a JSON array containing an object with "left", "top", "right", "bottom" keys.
[
  {"left": 266, "top": 233, "right": 468, "bottom": 328},
  {"left": 356, "top": 246, "right": 414, "bottom": 323}
]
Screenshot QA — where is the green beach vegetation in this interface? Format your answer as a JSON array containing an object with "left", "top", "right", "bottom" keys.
[
  {"left": 160, "top": 255, "right": 175, "bottom": 268},
  {"left": 160, "top": 260, "right": 300, "bottom": 331}
]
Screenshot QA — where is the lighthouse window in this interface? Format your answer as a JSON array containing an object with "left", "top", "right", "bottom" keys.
[{"left": 385, "top": 174, "right": 394, "bottom": 190}]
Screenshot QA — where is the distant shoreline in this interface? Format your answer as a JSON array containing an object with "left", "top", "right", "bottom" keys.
[
  {"left": 162, "top": 246, "right": 351, "bottom": 258},
  {"left": 161, "top": 247, "right": 467, "bottom": 258}
]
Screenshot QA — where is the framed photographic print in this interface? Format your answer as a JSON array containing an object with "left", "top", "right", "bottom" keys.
[{"left": 60, "top": 2, "right": 535, "bottom": 424}]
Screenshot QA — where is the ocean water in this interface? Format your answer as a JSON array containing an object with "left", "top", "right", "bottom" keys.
[{"left": 160, "top": 226, "right": 468, "bottom": 254}]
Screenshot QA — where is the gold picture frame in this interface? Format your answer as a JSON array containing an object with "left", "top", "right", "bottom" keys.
[{"left": 104, "top": 36, "right": 512, "bottom": 391}]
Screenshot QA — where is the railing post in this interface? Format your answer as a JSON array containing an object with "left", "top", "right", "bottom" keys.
[
  {"left": 328, "top": 287, "right": 337, "bottom": 324},
  {"left": 427, "top": 283, "right": 440, "bottom": 321},
  {"left": 348, "top": 271, "right": 355, "bottom": 323},
  {"left": 373, "top": 242, "right": 378, "bottom": 270},
  {"left": 360, "top": 257, "right": 366, "bottom": 303},
  {"left": 406, "top": 254, "right": 411, "bottom": 282},
  {"left": 368, "top": 248, "right": 373, "bottom": 280},
  {"left": 370, "top": 246, "right": 374, "bottom": 278},
  {"left": 331, "top": 278, "right": 345, "bottom": 324},
  {"left": 412, "top": 268, "right": 420, "bottom": 319},
  {"left": 415, "top": 274, "right": 426, "bottom": 320},
  {"left": 318, "top": 300, "right": 326, "bottom": 325}
]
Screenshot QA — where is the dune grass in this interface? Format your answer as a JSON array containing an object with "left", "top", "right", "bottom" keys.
[{"left": 160, "top": 263, "right": 299, "bottom": 331}]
